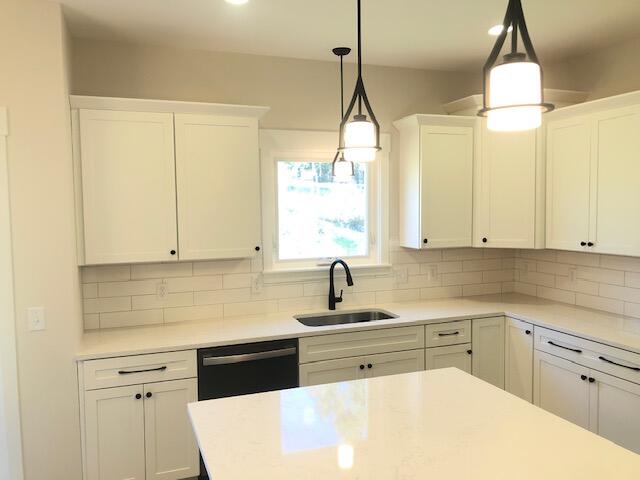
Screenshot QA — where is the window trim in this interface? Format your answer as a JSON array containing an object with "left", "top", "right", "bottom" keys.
[{"left": 260, "top": 129, "right": 389, "bottom": 275}]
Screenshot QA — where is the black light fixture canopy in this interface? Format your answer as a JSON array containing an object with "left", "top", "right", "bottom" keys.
[
  {"left": 478, "top": 0, "right": 554, "bottom": 130},
  {"left": 338, "top": 0, "right": 381, "bottom": 162},
  {"left": 331, "top": 47, "right": 355, "bottom": 179}
]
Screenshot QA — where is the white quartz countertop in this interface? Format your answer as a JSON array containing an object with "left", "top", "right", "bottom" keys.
[
  {"left": 77, "top": 293, "right": 640, "bottom": 360},
  {"left": 188, "top": 368, "right": 640, "bottom": 479}
]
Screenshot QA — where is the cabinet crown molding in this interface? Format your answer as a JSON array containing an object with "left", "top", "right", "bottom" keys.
[{"left": 70, "top": 95, "right": 270, "bottom": 118}]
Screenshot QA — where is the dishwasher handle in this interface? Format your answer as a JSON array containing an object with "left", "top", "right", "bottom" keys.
[{"left": 202, "top": 347, "right": 297, "bottom": 366}]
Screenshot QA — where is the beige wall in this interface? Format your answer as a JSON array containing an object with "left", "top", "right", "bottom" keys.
[
  {"left": 71, "top": 38, "right": 482, "bottom": 130},
  {"left": 546, "top": 35, "right": 640, "bottom": 100},
  {"left": 0, "top": 0, "right": 82, "bottom": 479}
]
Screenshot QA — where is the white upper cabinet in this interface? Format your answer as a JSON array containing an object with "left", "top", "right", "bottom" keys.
[
  {"left": 546, "top": 116, "right": 592, "bottom": 251},
  {"left": 394, "top": 114, "right": 475, "bottom": 249},
  {"left": 591, "top": 105, "right": 640, "bottom": 256},
  {"left": 76, "top": 109, "right": 178, "bottom": 265},
  {"left": 72, "top": 96, "right": 268, "bottom": 265},
  {"left": 174, "top": 114, "right": 261, "bottom": 260},
  {"left": 475, "top": 125, "right": 543, "bottom": 248},
  {"left": 546, "top": 94, "right": 640, "bottom": 257}
]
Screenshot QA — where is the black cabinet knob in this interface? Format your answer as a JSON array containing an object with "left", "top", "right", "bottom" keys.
[
  {"left": 580, "top": 241, "right": 587, "bottom": 246},
  {"left": 482, "top": 238, "right": 488, "bottom": 243},
  {"left": 367, "top": 363, "right": 372, "bottom": 369},
  {"left": 525, "top": 330, "right": 531, "bottom": 335},
  {"left": 580, "top": 375, "right": 587, "bottom": 381},
  {"left": 135, "top": 393, "right": 142, "bottom": 400},
  {"left": 255, "top": 246, "right": 261, "bottom": 251},
  {"left": 423, "top": 238, "right": 428, "bottom": 244},
  {"left": 359, "top": 364, "right": 365, "bottom": 370},
  {"left": 146, "top": 392, "right": 153, "bottom": 398},
  {"left": 587, "top": 242, "right": 594, "bottom": 247},
  {"left": 170, "top": 250, "right": 176, "bottom": 255},
  {"left": 588, "top": 377, "right": 595, "bottom": 383},
  {"left": 467, "top": 349, "right": 472, "bottom": 355}
]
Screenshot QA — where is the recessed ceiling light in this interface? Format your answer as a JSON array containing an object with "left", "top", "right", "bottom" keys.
[
  {"left": 225, "top": 0, "right": 249, "bottom": 5},
  {"left": 488, "top": 24, "right": 513, "bottom": 36}
]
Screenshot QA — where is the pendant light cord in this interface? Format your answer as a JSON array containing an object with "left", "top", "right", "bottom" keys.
[
  {"left": 340, "top": 54, "right": 345, "bottom": 118},
  {"left": 357, "top": 0, "right": 362, "bottom": 114}
]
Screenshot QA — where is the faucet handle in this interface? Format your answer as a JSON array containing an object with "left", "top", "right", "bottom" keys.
[{"left": 336, "top": 289, "right": 344, "bottom": 303}]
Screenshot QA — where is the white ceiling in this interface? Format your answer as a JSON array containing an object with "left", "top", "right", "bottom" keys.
[{"left": 60, "top": 0, "right": 640, "bottom": 71}]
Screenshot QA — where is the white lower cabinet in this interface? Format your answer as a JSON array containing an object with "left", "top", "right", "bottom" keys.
[
  {"left": 85, "top": 385, "right": 146, "bottom": 480},
  {"left": 471, "top": 317, "right": 505, "bottom": 389},
  {"left": 299, "top": 349, "right": 425, "bottom": 387},
  {"left": 81, "top": 352, "right": 199, "bottom": 480},
  {"left": 425, "top": 343, "right": 472, "bottom": 374},
  {"left": 589, "top": 371, "right": 640, "bottom": 454},
  {"left": 299, "top": 356, "right": 365, "bottom": 387},
  {"left": 534, "top": 350, "right": 591, "bottom": 429},
  {"left": 504, "top": 318, "right": 534, "bottom": 402},
  {"left": 144, "top": 379, "right": 199, "bottom": 480}
]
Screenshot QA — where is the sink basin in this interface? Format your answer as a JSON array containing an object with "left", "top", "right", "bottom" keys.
[{"left": 295, "top": 309, "right": 398, "bottom": 327}]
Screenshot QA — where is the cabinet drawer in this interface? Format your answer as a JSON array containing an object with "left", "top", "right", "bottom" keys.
[
  {"left": 83, "top": 350, "right": 197, "bottom": 390},
  {"left": 299, "top": 326, "right": 425, "bottom": 363},
  {"left": 425, "top": 343, "right": 472, "bottom": 374},
  {"left": 535, "top": 327, "right": 640, "bottom": 384},
  {"left": 425, "top": 320, "right": 471, "bottom": 347}
]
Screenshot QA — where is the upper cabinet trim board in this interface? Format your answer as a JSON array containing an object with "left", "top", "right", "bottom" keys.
[{"left": 70, "top": 95, "right": 270, "bottom": 118}]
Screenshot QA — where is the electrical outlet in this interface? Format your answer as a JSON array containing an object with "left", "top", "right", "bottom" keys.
[
  {"left": 568, "top": 268, "right": 577, "bottom": 283},
  {"left": 156, "top": 281, "right": 168, "bottom": 299},
  {"left": 27, "top": 307, "right": 46, "bottom": 331},
  {"left": 395, "top": 266, "right": 408, "bottom": 284},
  {"left": 252, "top": 273, "right": 263, "bottom": 294}
]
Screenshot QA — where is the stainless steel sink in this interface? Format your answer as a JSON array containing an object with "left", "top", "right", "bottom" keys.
[{"left": 295, "top": 309, "right": 398, "bottom": 327}]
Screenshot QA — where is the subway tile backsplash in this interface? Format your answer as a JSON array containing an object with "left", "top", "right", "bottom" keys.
[
  {"left": 81, "top": 248, "right": 516, "bottom": 330},
  {"left": 514, "top": 249, "right": 640, "bottom": 318}
]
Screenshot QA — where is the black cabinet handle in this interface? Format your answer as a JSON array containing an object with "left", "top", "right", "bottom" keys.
[
  {"left": 423, "top": 238, "right": 428, "bottom": 244},
  {"left": 255, "top": 246, "right": 261, "bottom": 251},
  {"left": 367, "top": 363, "right": 372, "bottom": 369},
  {"left": 482, "top": 237, "right": 488, "bottom": 243},
  {"left": 146, "top": 392, "right": 153, "bottom": 398},
  {"left": 587, "top": 242, "right": 594, "bottom": 247},
  {"left": 135, "top": 393, "right": 142, "bottom": 399},
  {"left": 580, "top": 241, "right": 587, "bottom": 247},
  {"left": 547, "top": 341, "right": 582, "bottom": 354},
  {"left": 118, "top": 366, "right": 167, "bottom": 375},
  {"left": 359, "top": 364, "right": 365, "bottom": 370},
  {"left": 467, "top": 349, "right": 472, "bottom": 355},
  {"left": 170, "top": 250, "right": 176, "bottom": 255},
  {"left": 588, "top": 377, "right": 595, "bottom": 383},
  {"left": 438, "top": 331, "right": 460, "bottom": 337},
  {"left": 580, "top": 375, "right": 587, "bottom": 381},
  {"left": 598, "top": 356, "right": 640, "bottom": 372},
  {"left": 525, "top": 330, "right": 531, "bottom": 335}
]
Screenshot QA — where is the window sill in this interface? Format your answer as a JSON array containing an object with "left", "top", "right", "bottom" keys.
[{"left": 262, "top": 263, "right": 393, "bottom": 284}]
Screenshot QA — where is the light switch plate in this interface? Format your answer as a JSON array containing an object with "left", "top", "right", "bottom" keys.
[
  {"left": 252, "top": 273, "right": 263, "bottom": 294},
  {"left": 27, "top": 307, "right": 46, "bottom": 331},
  {"left": 156, "top": 281, "right": 168, "bottom": 299},
  {"left": 395, "top": 266, "right": 408, "bottom": 284}
]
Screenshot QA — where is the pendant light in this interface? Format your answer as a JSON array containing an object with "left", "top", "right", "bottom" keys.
[
  {"left": 332, "top": 47, "right": 355, "bottom": 180},
  {"left": 478, "top": 0, "right": 554, "bottom": 132},
  {"left": 339, "top": 0, "right": 380, "bottom": 162}
]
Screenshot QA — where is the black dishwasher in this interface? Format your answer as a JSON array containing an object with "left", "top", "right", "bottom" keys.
[{"left": 197, "top": 338, "right": 299, "bottom": 479}]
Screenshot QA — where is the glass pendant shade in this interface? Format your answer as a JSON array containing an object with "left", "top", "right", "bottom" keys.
[
  {"left": 487, "top": 61, "right": 542, "bottom": 131},
  {"left": 332, "top": 155, "right": 354, "bottom": 180},
  {"left": 479, "top": 0, "right": 553, "bottom": 130},
  {"left": 343, "top": 115, "right": 377, "bottom": 162}
]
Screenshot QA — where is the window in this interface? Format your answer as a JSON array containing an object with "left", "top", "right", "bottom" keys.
[{"left": 260, "top": 130, "right": 389, "bottom": 273}]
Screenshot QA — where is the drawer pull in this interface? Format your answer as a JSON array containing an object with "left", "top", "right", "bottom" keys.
[
  {"left": 438, "top": 331, "right": 460, "bottom": 337},
  {"left": 547, "top": 341, "right": 582, "bottom": 354},
  {"left": 202, "top": 347, "right": 297, "bottom": 366},
  {"left": 598, "top": 356, "right": 640, "bottom": 372},
  {"left": 118, "top": 366, "right": 167, "bottom": 375}
]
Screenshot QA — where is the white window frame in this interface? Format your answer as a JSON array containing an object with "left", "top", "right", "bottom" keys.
[{"left": 260, "top": 129, "right": 389, "bottom": 278}]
